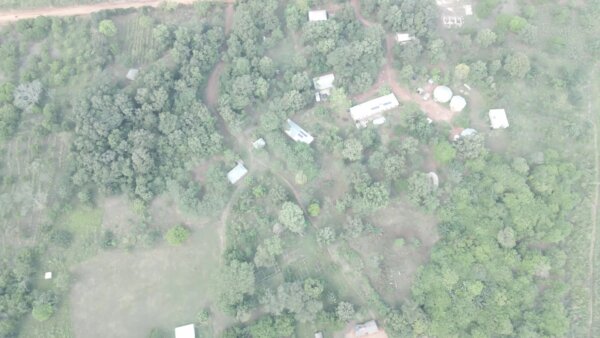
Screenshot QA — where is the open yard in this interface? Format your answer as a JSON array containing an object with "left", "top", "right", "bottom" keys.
[{"left": 69, "top": 222, "right": 227, "bottom": 338}]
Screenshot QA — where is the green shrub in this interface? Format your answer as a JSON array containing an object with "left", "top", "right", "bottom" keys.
[
  {"left": 164, "top": 225, "right": 191, "bottom": 246},
  {"left": 32, "top": 303, "right": 54, "bottom": 322}
]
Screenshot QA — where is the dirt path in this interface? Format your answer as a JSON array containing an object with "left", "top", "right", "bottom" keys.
[
  {"left": 0, "top": 0, "right": 234, "bottom": 25},
  {"left": 588, "top": 67, "right": 599, "bottom": 338}
]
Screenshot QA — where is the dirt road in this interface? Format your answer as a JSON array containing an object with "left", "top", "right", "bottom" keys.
[{"left": 0, "top": 0, "right": 234, "bottom": 25}]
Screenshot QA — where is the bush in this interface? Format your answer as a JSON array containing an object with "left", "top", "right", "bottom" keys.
[
  {"left": 307, "top": 202, "right": 320, "bottom": 217},
  {"left": 164, "top": 225, "right": 191, "bottom": 246},
  {"left": 32, "top": 303, "right": 54, "bottom": 322},
  {"left": 394, "top": 238, "right": 405, "bottom": 249}
]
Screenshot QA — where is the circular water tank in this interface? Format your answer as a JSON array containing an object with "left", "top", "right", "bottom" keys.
[
  {"left": 433, "top": 86, "right": 453, "bottom": 103},
  {"left": 450, "top": 95, "right": 467, "bottom": 112}
]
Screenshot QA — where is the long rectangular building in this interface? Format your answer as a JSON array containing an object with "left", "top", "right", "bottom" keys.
[{"left": 349, "top": 93, "right": 400, "bottom": 125}]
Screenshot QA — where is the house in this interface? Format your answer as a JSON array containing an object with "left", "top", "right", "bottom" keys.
[
  {"left": 285, "top": 119, "right": 314, "bottom": 144},
  {"left": 489, "top": 109, "right": 509, "bottom": 129},
  {"left": 175, "top": 324, "right": 195, "bottom": 338},
  {"left": 349, "top": 93, "right": 400, "bottom": 127},
  {"left": 315, "top": 332, "right": 324, "bottom": 338},
  {"left": 227, "top": 162, "right": 248, "bottom": 184},
  {"left": 308, "top": 10, "right": 328, "bottom": 22},
  {"left": 355, "top": 320, "right": 380, "bottom": 337},
  {"left": 395, "top": 33, "right": 413, "bottom": 43},
  {"left": 313, "top": 73, "right": 335, "bottom": 102},
  {"left": 44, "top": 272, "right": 52, "bottom": 280},
  {"left": 253, "top": 138, "right": 266, "bottom": 149},
  {"left": 126, "top": 68, "right": 139, "bottom": 80}
]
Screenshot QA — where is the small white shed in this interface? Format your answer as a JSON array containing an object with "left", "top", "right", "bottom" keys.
[
  {"left": 175, "top": 324, "right": 195, "bottom": 338},
  {"left": 489, "top": 109, "right": 509, "bottom": 129},
  {"left": 126, "top": 68, "right": 139, "bottom": 81},
  {"left": 227, "top": 162, "right": 248, "bottom": 184},
  {"left": 395, "top": 33, "right": 413, "bottom": 43},
  {"left": 308, "top": 10, "right": 328, "bottom": 22}
]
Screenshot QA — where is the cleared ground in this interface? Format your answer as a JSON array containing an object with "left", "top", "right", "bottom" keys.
[{"left": 69, "top": 221, "right": 227, "bottom": 338}]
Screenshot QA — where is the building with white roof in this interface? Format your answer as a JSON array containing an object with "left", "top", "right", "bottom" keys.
[
  {"left": 252, "top": 138, "right": 266, "bottom": 149},
  {"left": 433, "top": 86, "right": 453, "bottom": 103},
  {"left": 308, "top": 10, "right": 328, "bottom": 21},
  {"left": 450, "top": 95, "right": 466, "bottom": 112},
  {"left": 349, "top": 93, "right": 399, "bottom": 127},
  {"left": 44, "top": 272, "right": 53, "bottom": 280},
  {"left": 315, "top": 332, "right": 324, "bottom": 338},
  {"left": 227, "top": 162, "right": 248, "bottom": 184},
  {"left": 126, "top": 68, "right": 139, "bottom": 80},
  {"left": 464, "top": 5, "right": 473, "bottom": 16},
  {"left": 285, "top": 119, "right": 314, "bottom": 144},
  {"left": 395, "top": 33, "right": 414, "bottom": 43},
  {"left": 489, "top": 109, "right": 509, "bottom": 129},
  {"left": 313, "top": 73, "right": 335, "bottom": 102},
  {"left": 355, "top": 320, "right": 379, "bottom": 337},
  {"left": 175, "top": 324, "right": 195, "bottom": 338}
]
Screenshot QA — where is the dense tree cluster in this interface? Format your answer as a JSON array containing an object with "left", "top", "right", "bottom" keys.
[
  {"left": 71, "top": 25, "right": 225, "bottom": 202},
  {"left": 360, "top": 0, "right": 437, "bottom": 37},
  {"left": 301, "top": 5, "right": 384, "bottom": 93},
  {"left": 0, "top": 250, "right": 36, "bottom": 337}
]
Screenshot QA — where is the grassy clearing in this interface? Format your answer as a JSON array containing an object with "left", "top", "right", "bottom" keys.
[{"left": 121, "top": 14, "right": 156, "bottom": 66}]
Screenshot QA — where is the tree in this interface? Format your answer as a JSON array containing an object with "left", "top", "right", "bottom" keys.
[
  {"left": 497, "top": 227, "right": 516, "bottom": 248},
  {"left": 329, "top": 87, "right": 351, "bottom": 114},
  {"left": 407, "top": 172, "right": 438, "bottom": 210},
  {"left": 342, "top": 138, "right": 364, "bottom": 161},
  {"left": 254, "top": 236, "right": 283, "bottom": 268},
  {"left": 454, "top": 64, "right": 470, "bottom": 82},
  {"left": 433, "top": 141, "right": 456, "bottom": 165},
  {"left": 317, "top": 227, "right": 336, "bottom": 246},
  {"left": 218, "top": 260, "right": 256, "bottom": 314},
  {"left": 504, "top": 53, "right": 530, "bottom": 78},
  {"left": 455, "top": 134, "right": 487, "bottom": 160},
  {"left": 164, "top": 224, "right": 191, "bottom": 246},
  {"left": 307, "top": 202, "right": 320, "bottom": 217},
  {"left": 278, "top": 202, "right": 306, "bottom": 234},
  {"left": 98, "top": 19, "right": 117, "bottom": 37},
  {"left": 32, "top": 303, "right": 54, "bottom": 322},
  {"left": 0, "top": 104, "right": 20, "bottom": 139},
  {"left": 13, "top": 80, "right": 43, "bottom": 110},
  {"left": 336, "top": 301, "right": 356, "bottom": 322},
  {"left": 475, "top": 28, "right": 497, "bottom": 47}
]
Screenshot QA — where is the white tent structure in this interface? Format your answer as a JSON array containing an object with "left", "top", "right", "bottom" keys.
[
  {"left": 227, "top": 162, "right": 248, "bottom": 184},
  {"left": 433, "top": 86, "right": 453, "bottom": 103},
  {"left": 308, "top": 10, "right": 328, "bottom": 21},
  {"left": 175, "top": 324, "right": 195, "bottom": 338},
  {"left": 489, "top": 109, "right": 509, "bottom": 129},
  {"left": 349, "top": 93, "right": 399, "bottom": 127},
  {"left": 450, "top": 95, "right": 467, "bottom": 112},
  {"left": 126, "top": 68, "right": 139, "bottom": 80}
]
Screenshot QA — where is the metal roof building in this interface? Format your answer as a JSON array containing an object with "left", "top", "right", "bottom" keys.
[
  {"left": 355, "top": 320, "right": 379, "bottom": 337},
  {"left": 175, "top": 324, "right": 195, "bottom": 338},
  {"left": 308, "top": 10, "right": 328, "bottom": 21},
  {"left": 227, "top": 162, "right": 248, "bottom": 184},
  {"left": 285, "top": 119, "right": 314, "bottom": 144},
  {"left": 395, "top": 33, "right": 413, "bottom": 43},
  {"left": 313, "top": 73, "right": 335, "bottom": 102},
  {"left": 126, "top": 68, "right": 139, "bottom": 80},
  {"left": 349, "top": 93, "right": 400, "bottom": 125},
  {"left": 489, "top": 109, "right": 509, "bottom": 129}
]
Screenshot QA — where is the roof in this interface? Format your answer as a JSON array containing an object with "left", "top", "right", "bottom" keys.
[
  {"left": 449, "top": 95, "right": 466, "bottom": 112},
  {"left": 315, "top": 332, "right": 324, "bottom": 338},
  {"left": 253, "top": 138, "right": 266, "bottom": 149},
  {"left": 227, "top": 162, "right": 248, "bottom": 184},
  {"left": 349, "top": 93, "right": 399, "bottom": 122},
  {"left": 285, "top": 119, "right": 314, "bottom": 144},
  {"left": 44, "top": 272, "right": 52, "bottom": 280},
  {"left": 175, "top": 324, "right": 195, "bottom": 338},
  {"left": 433, "top": 86, "right": 452, "bottom": 103},
  {"left": 126, "top": 68, "right": 139, "bottom": 80},
  {"left": 427, "top": 172, "right": 439, "bottom": 188},
  {"left": 464, "top": 5, "right": 473, "bottom": 16},
  {"left": 461, "top": 128, "right": 477, "bottom": 137},
  {"left": 489, "top": 109, "right": 509, "bottom": 129},
  {"left": 308, "top": 10, "right": 327, "bottom": 21},
  {"left": 355, "top": 320, "right": 379, "bottom": 337},
  {"left": 313, "top": 73, "right": 335, "bottom": 91},
  {"left": 395, "top": 33, "right": 413, "bottom": 43}
]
